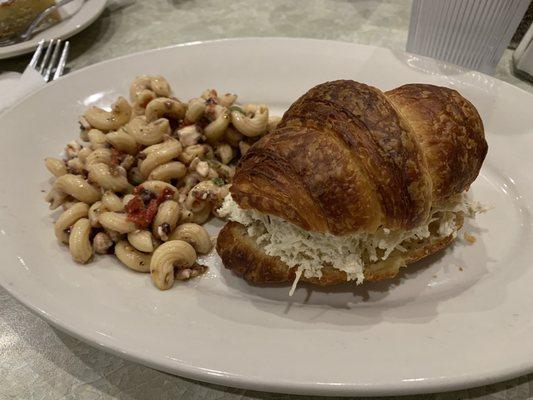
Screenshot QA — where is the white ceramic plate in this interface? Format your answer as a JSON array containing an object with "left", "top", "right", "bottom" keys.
[
  {"left": 0, "top": 0, "right": 106, "bottom": 59},
  {"left": 0, "top": 38, "right": 532, "bottom": 396}
]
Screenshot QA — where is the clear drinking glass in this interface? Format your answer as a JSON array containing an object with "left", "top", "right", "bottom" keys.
[{"left": 406, "top": 0, "right": 531, "bottom": 75}]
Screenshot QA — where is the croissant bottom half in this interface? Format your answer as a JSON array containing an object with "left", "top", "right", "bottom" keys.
[{"left": 217, "top": 213, "right": 463, "bottom": 286}]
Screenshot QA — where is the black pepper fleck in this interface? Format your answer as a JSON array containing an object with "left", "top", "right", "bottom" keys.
[
  {"left": 161, "top": 222, "right": 171, "bottom": 234},
  {"left": 139, "top": 188, "right": 156, "bottom": 205}
]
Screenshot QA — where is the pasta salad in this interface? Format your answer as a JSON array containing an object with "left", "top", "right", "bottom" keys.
[{"left": 44, "top": 75, "right": 280, "bottom": 290}]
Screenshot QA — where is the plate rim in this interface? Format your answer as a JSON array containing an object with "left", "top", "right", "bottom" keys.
[
  {"left": 1, "top": 37, "right": 533, "bottom": 396},
  {"left": 0, "top": 0, "right": 107, "bottom": 60}
]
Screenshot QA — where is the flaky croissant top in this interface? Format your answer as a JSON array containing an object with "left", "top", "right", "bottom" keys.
[{"left": 231, "top": 80, "right": 488, "bottom": 235}]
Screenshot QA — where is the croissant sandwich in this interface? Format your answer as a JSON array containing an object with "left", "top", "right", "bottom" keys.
[{"left": 216, "top": 80, "right": 488, "bottom": 291}]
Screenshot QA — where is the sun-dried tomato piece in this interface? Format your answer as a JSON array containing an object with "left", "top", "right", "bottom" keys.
[{"left": 125, "top": 186, "right": 175, "bottom": 228}]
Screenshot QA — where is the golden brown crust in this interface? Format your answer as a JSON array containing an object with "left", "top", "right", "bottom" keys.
[
  {"left": 386, "top": 84, "right": 488, "bottom": 203},
  {"left": 216, "top": 215, "right": 463, "bottom": 286},
  {"left": 231, "top": 80, "right": 486, "bottom": 235},
  {"left": 280, "top": 81, "right": 432, "bottom": 231}
]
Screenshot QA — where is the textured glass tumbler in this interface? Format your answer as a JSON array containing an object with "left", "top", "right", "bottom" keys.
[{"left": 406, "top": 0, "right": 531, "bottom": 75}]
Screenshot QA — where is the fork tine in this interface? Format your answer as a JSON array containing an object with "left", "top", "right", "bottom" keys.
[
  {"left": 38, "top": 39, "right": 55, "bottom": 74},
  {"left": 52, "top": 41, "right": 69, "bottom": 81},
  {"left": 43, "top": 39, "right": 62, "bottom": 82},
  {"left": 29, "top": 40, "right": 45, "bottom": 69}
]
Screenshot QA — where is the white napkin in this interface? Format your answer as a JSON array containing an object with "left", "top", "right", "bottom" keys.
[{"left": 0, "top": 66, "right": 46, "bottom": 114}]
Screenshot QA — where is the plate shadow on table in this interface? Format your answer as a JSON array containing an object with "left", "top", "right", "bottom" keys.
[{"left": 167, "top": 0, "right": 194, "bottom": 6}]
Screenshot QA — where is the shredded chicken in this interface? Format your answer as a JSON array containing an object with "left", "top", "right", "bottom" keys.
[{"left": 218, "top": 193, "right": 486, "bottom": 284}]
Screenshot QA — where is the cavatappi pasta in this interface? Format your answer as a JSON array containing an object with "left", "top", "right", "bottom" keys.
[{"left": 44, "top": 75, "right": 279, "bottom": 290}]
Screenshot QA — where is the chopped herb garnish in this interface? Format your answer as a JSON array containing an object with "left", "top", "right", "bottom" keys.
[
  {"left": 212, "top": 177, "right": 225, "bottom": 186},
  {"left": 229, "top": 105, "right": 245, "bottom": 114}
]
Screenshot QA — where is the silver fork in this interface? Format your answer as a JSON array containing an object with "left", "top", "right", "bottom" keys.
[
  {"left": 30, "top": 39, "right": 70, "bottom": 82},
  {"left": 0, "top": 0, "right": 77, "bottom": 47}
]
